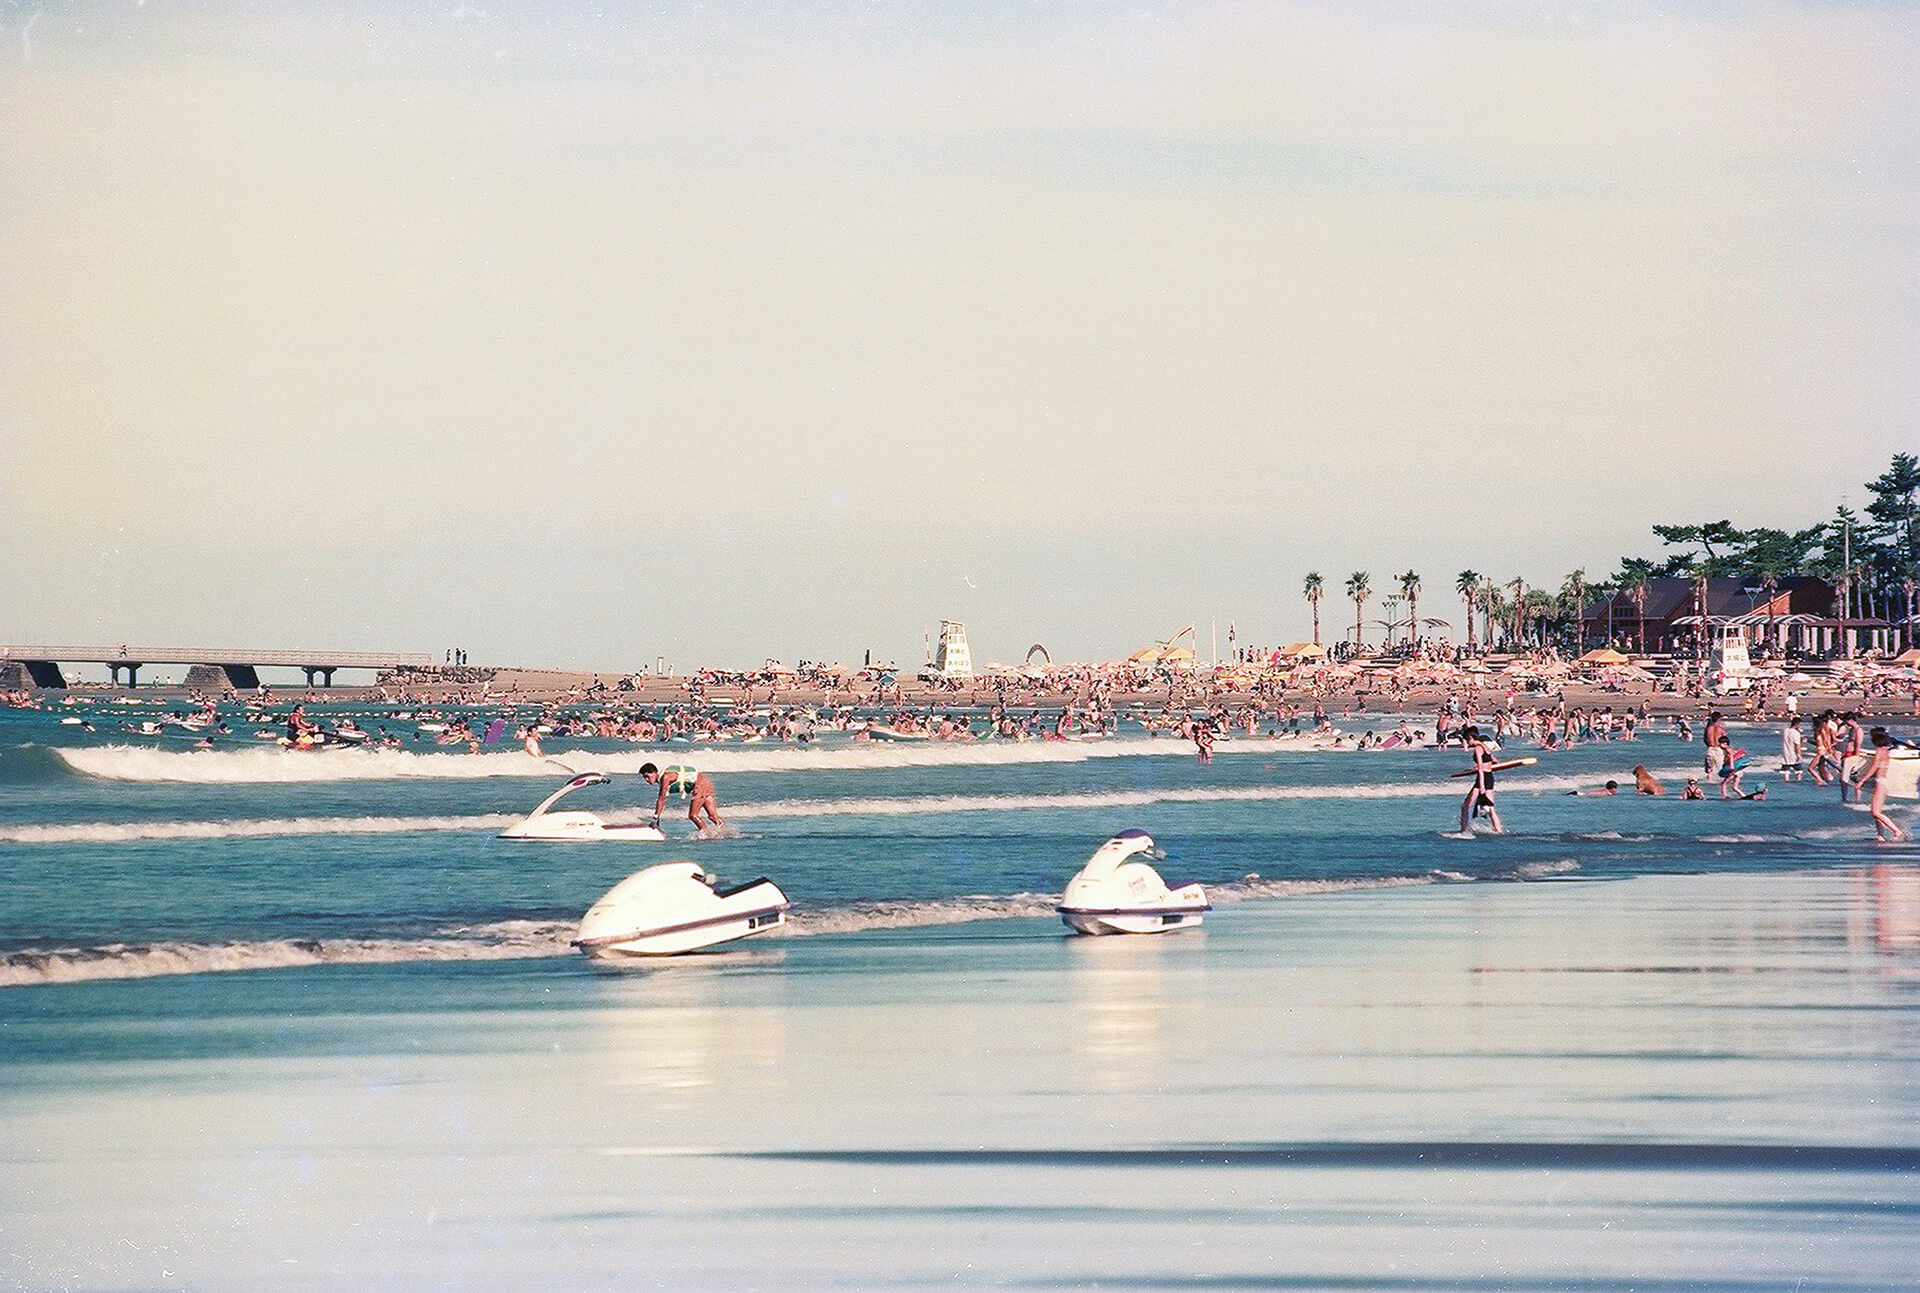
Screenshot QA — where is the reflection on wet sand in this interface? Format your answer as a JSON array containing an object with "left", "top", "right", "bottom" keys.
[
  {"left": 589, "top": 954, "right": 788, "bottom": 1105},
  {"left": 1850, "top": 862, "right": 1920, "bottom": 954},
  {"left": 1068, "top": 933, "right": 1204, "bottom": 1087}
]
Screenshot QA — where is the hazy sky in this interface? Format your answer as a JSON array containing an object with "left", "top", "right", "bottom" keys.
[{"left": 3, "top": 0, "right": 1914, "bottom": 670}]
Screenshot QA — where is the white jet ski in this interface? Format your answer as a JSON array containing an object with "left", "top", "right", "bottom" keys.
[
  {"left": 573, "top": 862, "right": 789, "bottom": 957},
  {"left": 1884, "top": 748, "right": 1920, "bottom": 800},
  {"left": 498, "top": 772, "right": 668, "bottom": 841},
  {"left": 1057, "top": 828, "right": 1209, "bottom": 936}
]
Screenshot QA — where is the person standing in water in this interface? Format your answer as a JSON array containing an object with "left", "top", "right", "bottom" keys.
[
  {"left": 1459, "top": 724, "right": 1504, "bottom": 834},
  {"left": 640, "top": 761, "right": 726, "bottom": 832},
  {"left": 1850, "top": 729, "right": 1909, "bottom": 842}
]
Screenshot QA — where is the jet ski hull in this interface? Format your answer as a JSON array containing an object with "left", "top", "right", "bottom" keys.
[
  {"left": 1058, "top": 900, "right": 1208, "bottom": 937},
  {"left": 498, "top": 812, "right": 667, "bottom": 842},
  {"left": 575, "top": 864, "right": 788, "bottom": 957},
  {"left": 499, "top": 773, "right": 668, "bottom": 841},
  {"left": 1056, "top": 830, "right": 1209, "bottom": 936}
]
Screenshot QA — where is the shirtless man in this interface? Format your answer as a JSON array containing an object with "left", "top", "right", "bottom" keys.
[
  {"left": 1850, "top": 729, "right": 1909, "bottom": 842},
  {"left": 640, "top": 761, "right": 726, "bottom": 831}
]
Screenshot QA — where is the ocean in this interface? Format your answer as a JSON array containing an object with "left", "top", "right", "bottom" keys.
[{"left": 2, "top": 698, "right": 1915, "bottom": 1289}]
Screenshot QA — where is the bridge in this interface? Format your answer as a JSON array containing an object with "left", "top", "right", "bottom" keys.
[{"left": 0, "top": 644, "right": 438, "bottom": 690}]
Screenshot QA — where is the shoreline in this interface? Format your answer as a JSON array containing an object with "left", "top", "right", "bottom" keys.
[
  {"left": 4, "top": 866, "right": 1914, "bottom": 1290},
  {"left": 19, "top": 669, "right": 1920, "bottom": 721}
]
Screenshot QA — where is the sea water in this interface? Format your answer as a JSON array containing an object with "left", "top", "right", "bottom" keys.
[{"left": 1, "top": 701, "right": 1915, "bottom": 1289}]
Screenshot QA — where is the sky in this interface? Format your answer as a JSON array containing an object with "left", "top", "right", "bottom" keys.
[{"left": 2, "top": 0, "right": 1915, "bottom": 671}]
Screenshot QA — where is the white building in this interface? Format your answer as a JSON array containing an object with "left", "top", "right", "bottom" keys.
[{"left": 932, "top": 620, "right": 974, "bottom": 680}]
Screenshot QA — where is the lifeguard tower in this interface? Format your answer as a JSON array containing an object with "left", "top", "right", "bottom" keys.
[
  {"left": 1709, "top": 625, "right": 1752, "bottom": 693},
  {"left": 932, "top": 620, "right": 974, "bottom": 681}
]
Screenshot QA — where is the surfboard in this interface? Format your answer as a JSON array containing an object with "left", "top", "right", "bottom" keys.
[{"left": 1449, "top": 757, "right": 1538, "bottom": 778}]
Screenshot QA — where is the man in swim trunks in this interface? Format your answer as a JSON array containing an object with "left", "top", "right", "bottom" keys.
[
  {"left": 1459, "top": 725, "right": 1504, "bottom": 834},
  {"left": 640, "top": 761, "right": 726, "bottom": 831}
]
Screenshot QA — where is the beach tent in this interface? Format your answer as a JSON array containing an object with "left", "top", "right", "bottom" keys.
[
  {"left": 1577, "top": 648, "right": 1632, "bottom": 666},
  {"left": 1895, "top": 648, "right": 1920, "bottom": 666},
  {"left": 1278, "top": 642, "right": 1328, "bottom": 659}
]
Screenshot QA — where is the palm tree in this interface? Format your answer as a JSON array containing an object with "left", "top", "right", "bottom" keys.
[
  {"left": 1524, "top": 590, "right": 1557, "bottom": 649},
  {"left": 1689, "top": 558, "right": 1710, "bottom": 660},
  {"left": 1456, "top": 570, "right": 1481, "bottom": 652},
  {"left": 1757, "top": 567, "right": 1781, "bottom": 656},
  {"left": 1561, "top": 569, "right": 1587, "bottom": 651},
  {"left": 1303, "top": 572, "right": 1324, "bottom": 646},
  {"left": 1346, "top": 572, "right": 1371, "bottom": 649},
  {"left": 1617, "top": 557, "right": 1655, "bottom": 654},
  {"left": 1397, "top": 570, "right": 1421, "bottom": 650},
  {"left": 1509, "top": 577, "right": 1526, "bottom": 648},
  {"left": 1483, "top": 584, "right": 1510, "bottom": 649}
]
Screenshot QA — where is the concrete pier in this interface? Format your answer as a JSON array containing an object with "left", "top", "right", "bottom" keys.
[{"left": 1, "top": 646, "right": 434, "bottom": 690}]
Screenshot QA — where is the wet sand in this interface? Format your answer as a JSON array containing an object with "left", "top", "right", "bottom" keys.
[{"left": 4, "top": 866, "right": 1915, "bottom": 1289}]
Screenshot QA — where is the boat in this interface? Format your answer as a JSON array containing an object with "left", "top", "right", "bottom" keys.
[
  {"left": 498, "top": 772, "right": 667, "bottom": 841},
  {"left": 573, "top": 861, "right": 788, "bottom": 957},
  {"left": 1056, "top": 829, "right": 1209, "bottom": 935},
  {"left": 864, "top": 724, "right": 930, "bottom": 742}
]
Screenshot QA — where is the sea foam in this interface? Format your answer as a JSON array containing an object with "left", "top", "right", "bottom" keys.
[
  {"left": 47, "top": 732, "right": 1446, "bottom": 785},
  {"left": 0, "top": 875, "right": 1440, "bottom": 988},
  {"left": 0, "top": 771, "right": 1697, "bottom": 846}
]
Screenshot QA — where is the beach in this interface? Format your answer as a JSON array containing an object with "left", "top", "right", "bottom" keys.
[
  {"left": 3, "top": 869, "right": 1915, "bottom": 1290},
  {"left": 2, "top": 695, "right": 1917, "bottom": 1289}
]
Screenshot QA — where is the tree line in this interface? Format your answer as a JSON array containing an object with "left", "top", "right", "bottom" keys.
[{"left": 1299, "top": 452, "right": 1919, "bottom": 653}]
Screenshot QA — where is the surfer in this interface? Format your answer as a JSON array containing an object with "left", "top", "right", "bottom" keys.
[
  {"left": 1850, "top": 728, "right": 1909, "bottom": 842},
  {"left": 1459, "top": 725, "right": 1504, "bottom": 834},
  {"left": 640, "top": 761, "right": 726, "bottom": 831}
]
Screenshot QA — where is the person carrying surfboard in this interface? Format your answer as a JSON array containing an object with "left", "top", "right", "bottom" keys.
[
  {"left": 640, "top": 761, "right": 726, "bottom": 832},
  {"left": 1458, "top": 725, "right": 1504, "bottom": 835}
]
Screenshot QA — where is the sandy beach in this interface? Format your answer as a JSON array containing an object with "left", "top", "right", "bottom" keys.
[
  {"left": 26, "top": 663, "right": 1916, "bottom": 723},
  {"left": 3, "top": 867, "right": 1914, "bottom": 1290}
]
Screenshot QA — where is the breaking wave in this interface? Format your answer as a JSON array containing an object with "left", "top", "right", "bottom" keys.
[
  {"left": 0, "top": 874, "right": 1452, "bottom": 988},
  {"left": 0, "top": 813, "right": 519, "bottom": 844},
  {"left": 0, "top": 772, "right": 1701, "bottom": 845},
  {"left": 0, "top": 920, "right": 578, "bottom": 988},
  {"left": 50, "top": 735, "right": 1410, "bottom": 784}
]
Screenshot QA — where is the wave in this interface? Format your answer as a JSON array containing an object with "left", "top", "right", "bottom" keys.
[
  {"left": 47, "top": 735, "right": 1430, "bottom": 784},
  {"left": 0, "top": 874, "right": 1445, "bottom": 989},
  {"left": 0, "top": 813, "right": 519, "bottom": 844},
  {"left": 0, "top": 920, "right": 578, "bottom": 988},
  {"left": 0, "top": 771, "right": 1699, "bottom": 845}
]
